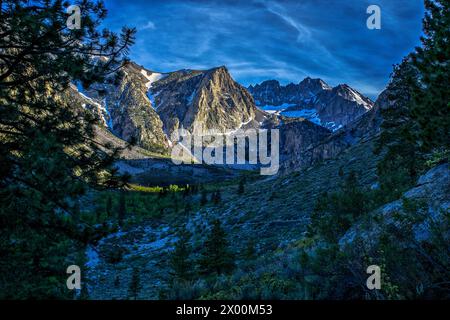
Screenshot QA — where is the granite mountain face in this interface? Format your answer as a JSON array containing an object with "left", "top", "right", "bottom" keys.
[{"left": 149, "top": 66, "right": 266, "bottom": 138}]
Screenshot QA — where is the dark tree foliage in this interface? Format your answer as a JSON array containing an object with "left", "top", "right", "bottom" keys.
[
  {"left": 308, "top": 172, "right": 367, "bottom": 242},
  {"left": 410, "top": 0, "right": 450, "bottom": 153},
  {"left": 183, "top": 202, "right": 192, "bottom": 215},
  {"left": 169, "top": 227, "right": 193, "bottom": 281},
  {"left": 198, "top": 220, "right": 235, "bottom": 275},
  {"left": 237, "top": 177, "right": 245, "bottom": 194},
  {"left": 200, "top": 190, "right": 208, "bottom": 206},
  {"left": 211, "top": 190, "right": 221, "bottom": 204},
  {"left": 105, "top": 195, "right": 113, "bottom": 217},
  {"left": 0, "top": 0, "right": 135, "bottom": 298},
  {"left": 114, "top": 275, "right": 120, "bottom": 288},
  {"left": 118, "top": 191, "right": 127, "bottom": 226},
  {"left": 376, "top": 0, "right": 449, "bottom": 195},
  {"left": 375, "top": 59, "right": 423, "bottom": 202},
  {"left": 128, "top": 267, "right": 142, "bottom": 300},
  {"left": 243, "top": 238, "right": 256, "bottom": 260}
]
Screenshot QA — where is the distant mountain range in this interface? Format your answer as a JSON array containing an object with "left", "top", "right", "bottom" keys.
[{"left": 248, "top": 78, "right": 374, "bottom": 131}]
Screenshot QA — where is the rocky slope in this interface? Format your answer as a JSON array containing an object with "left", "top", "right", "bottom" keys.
[
  {"left": 248, "top": 78, "right": 374, "bottom": 131},
  {"left": 340, "top": 162, "right": 450, "bottom": 248}
]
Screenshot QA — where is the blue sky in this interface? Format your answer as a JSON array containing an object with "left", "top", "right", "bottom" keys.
[{"left": 102, "top": 0, "right": 425, "bottom": 99}]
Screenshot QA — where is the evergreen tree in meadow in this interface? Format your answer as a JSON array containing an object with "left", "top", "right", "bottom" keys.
[
  {"left": 238, "top": 177, "right": 245, "bottom": 194},
  {"left": 0, "top": 0, "right": 135, "bottom": 298},
  {"left": 114, "top": 275, "right": 120, "bottom": 288},
  {"left": 106, "top": 195, "right": 113, "bottom": 217},
  {"left": 170, "top": 227, "right": 193, "bottom": 281},
  {"left": 198, "top": 220, "right": 235, "bottom": 275},
  {"left": 210, "top": 190, "right": 221, "bottom": 204},
  {"left": 200, "top": 190, "right": 208, "bottom": 206},
  {"left": 244, "top": 238, "right": 257, "bottom": 260},
  {"left": 213, "top": 190, "right": 222, "bottom": 205},
  {"left": 118, "top": 191, "right": 127, "bottom": 226},
  {"left": 183, "top": 202, "right": 192, "bottom": 215},
  {"left": 128, "top": 267, "right": 142, "bottom": 300}
]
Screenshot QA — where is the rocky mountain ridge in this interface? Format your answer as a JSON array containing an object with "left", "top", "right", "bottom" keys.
[{"left": 248, "top": 78, "right": 374, "bottom": 131}]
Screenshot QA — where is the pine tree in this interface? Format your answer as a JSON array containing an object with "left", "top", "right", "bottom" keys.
[
  {"left": 128, "top": 268, "right": 142, "bottom": 300},
  {"left": 114, "top": 276, "right": 120, "bottom": 288},
  {"left": 173, "top": 197, "right": 179, "bottom": 213},
  {"left": 118, "top": 191, "right": 127, "bottom": 226},
  {"left": 375, "top": 59, "right": 422, "bottom": 201},
  {"left": 198, "top": 220, "right": 235, "bottom": 275},
  {"left": 410, "top": 0, "right": 450, "bottom": 153},
  {"left": 106, "top": 196, "right": 113, "bottom": 218},
  {"left": 200, "top": 190, "right": 208, "bottom": 206},
  {"left": 375, "top": 0, "right": 450, "bottom": 204},
  {"left": 244, "top": 239, "right": 256, "bottom": 260},
  {"left": 184, "top": 202, "right": 192, "bottom": 215},
  {"left": 213, "top": 190, "right": 222, "bottom": 204},
  {"left": 0, "top": 0, "right": 135, "bottom": 298},
  {"left": 170, "top": 228, "right": 193, "bottom": 281},
  {"left": 238, "top": 178, "right": 245, "bottom": 194},
  {"left": 308, "top": 172, "right": 367, "bottom": 242}
]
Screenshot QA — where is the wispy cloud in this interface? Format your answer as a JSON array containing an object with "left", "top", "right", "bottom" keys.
[
  {"left": 140, "top": 20, "right": 156, "bottom": 31},
  {"left": 103, "top": 0, "right": 425, "bottom": 99},
  {"left": 257, "top": 0, "right": 311, "bottom": 43}
]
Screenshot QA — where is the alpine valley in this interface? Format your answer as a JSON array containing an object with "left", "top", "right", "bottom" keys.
[
  {"left": 1, "top": 0, "right": 448, "bottom": 301},
  {"left": 71, "top": 59, "right": 449, "bottom": 300}
]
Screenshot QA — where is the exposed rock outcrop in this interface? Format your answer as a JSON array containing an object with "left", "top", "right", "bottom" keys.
[{"left": 339, "top": 163, "right": 450, "bottom": 248}]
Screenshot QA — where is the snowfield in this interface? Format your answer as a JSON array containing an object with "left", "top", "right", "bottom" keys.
[{"left": 140, "top": 69, "right": 166, "bottom": 89}]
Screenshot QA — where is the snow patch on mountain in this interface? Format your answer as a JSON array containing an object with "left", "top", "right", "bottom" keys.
[
  {"left": 75, "top": 84, "right": 112, "bottom": 128},
  {"left": 281, "top": 109, "right": 322, "bottom": 126},
  {"left": 103, "top": 98, "right": 114, "bottom": 130},
  {"left": 141, "top": 69, "right": 167, "bottom": 110},
  {"left": 346, "top": 86, "right": 372, "bottom": 110},
  {"left": 140, "top": 69, "right": 166, "bottom": 89},
  {"left": 258, "top": 103, "right": 296, "bottom": 114},
  {"left": 187, "top": 90, "right": 197, "bottom": 105}
]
